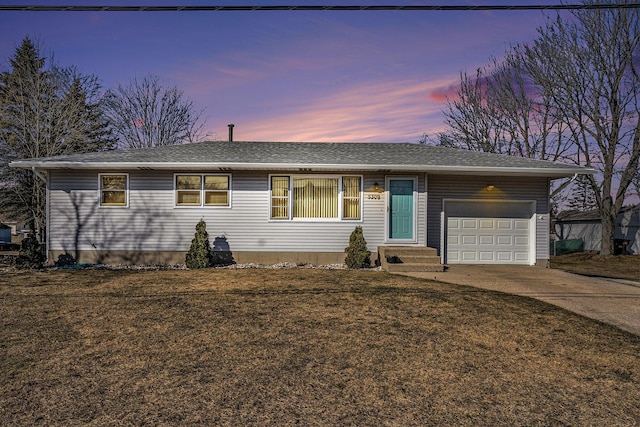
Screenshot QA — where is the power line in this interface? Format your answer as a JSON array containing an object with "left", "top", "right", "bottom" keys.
[{"left": 0, "top": 4, "right": 638, "bottom": 12}]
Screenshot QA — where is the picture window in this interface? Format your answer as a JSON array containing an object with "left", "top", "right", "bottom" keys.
[{"left": 270, "top": 175, "right": 362, "bottom": 221}]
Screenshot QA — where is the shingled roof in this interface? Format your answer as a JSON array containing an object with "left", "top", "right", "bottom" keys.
[{"left": 10, "top": 140, "right": 590, "bottom": 177}]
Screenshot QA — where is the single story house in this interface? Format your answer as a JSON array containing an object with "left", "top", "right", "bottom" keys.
[
  {"left": 554, "top": 205, "right": 640, "bottom": 255},
  {"left": 10, "top": 141, "right": 589, "bottom": 267}
]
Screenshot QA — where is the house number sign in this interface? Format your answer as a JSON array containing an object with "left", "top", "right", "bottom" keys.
[{"left": 367, "top": 193, "right": 382, "bottom": 200}]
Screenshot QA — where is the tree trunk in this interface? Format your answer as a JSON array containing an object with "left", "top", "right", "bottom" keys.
[{"left": 600, "top": 210, "right": 616, "bottom": 256}]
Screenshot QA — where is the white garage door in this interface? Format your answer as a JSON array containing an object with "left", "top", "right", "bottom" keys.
[
  {"left": 447, "top": 217, "right": 531, "bottom": 264},
  {"left": 443, "top": 200, "right": 536, "bottom": 265}
]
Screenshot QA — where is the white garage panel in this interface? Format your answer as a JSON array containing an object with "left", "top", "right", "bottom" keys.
[{"left": 447, "top": 217, "right": 531, "bottom": 264}]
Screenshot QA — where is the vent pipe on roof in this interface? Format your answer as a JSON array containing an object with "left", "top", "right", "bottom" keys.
[{"left": 228, "top": 123, "right": 234, "bottom": 142}]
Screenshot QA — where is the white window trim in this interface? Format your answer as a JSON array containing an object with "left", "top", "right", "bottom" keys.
[
  {"left": 98, "top": 173, "right": 129, "bottom": 208},
  {"left": 174, "top": 173, "right": 232, "bottom": 208},
  {"left": 268, "top": 174, "right": 363, "bottom": 222}
]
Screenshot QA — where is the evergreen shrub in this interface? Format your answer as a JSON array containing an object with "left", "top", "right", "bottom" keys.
[
  {"left": 55, "top": 252, "right": 76, "bottom": 267},
  {"left": 344, "top": 226, "right": 371, "bottom": 269},
  {"left": 16, "top": 232, "right": 45, "bottom": 269},
  {"left": 185, "top": 220, "right": 213, "bottom": 269}
]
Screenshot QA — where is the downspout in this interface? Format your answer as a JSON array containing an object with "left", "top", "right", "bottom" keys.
[
  {"left": 32, "top": 166, "right": 47, "bottom": 183},
  {"left": 32, "top": 167, "right": 49, "bottom": 264}
]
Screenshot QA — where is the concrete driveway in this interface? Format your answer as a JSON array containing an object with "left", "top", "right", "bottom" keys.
[{"left": 401, "top": 265, "right": 640, "bottom": 336}]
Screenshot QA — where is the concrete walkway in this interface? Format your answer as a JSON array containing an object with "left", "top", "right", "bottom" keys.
[{"left": 400, "top": 265, "right": 640, "bottom": 336}]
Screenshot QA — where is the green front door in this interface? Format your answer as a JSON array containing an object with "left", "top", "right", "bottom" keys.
[{"left": 389, "top": 179, "right": 414, "bottom": 240}]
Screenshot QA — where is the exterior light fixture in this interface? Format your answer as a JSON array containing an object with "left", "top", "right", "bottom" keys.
[
  {"left": 486, "top": 185, "right": 495, "bottom": 191},
  {"left": 373, "top": 182, "right": 380, "bottom": 192}
]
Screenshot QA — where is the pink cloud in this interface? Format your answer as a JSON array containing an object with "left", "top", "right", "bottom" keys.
[
  {"left": 428, "top": 83, "right": 459, "bottom": 103},
  {"left": 207, "top": 78, "right": 453, "bottom": 142}
]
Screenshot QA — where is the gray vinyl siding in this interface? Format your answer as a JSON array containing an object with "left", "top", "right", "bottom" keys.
[
  {"left": 48, "top": 170, "right": 398, "bottom": 255},
  {"left": 49, "top": 171, "right": 546, "bottom": 259},
  {"left": 426, "top": 175, "right": 550, "bottom": 260}
]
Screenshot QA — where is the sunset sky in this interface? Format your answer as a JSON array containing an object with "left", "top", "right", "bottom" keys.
[{"left": 0, "top": 0, "right": 566, "bottom": 143}]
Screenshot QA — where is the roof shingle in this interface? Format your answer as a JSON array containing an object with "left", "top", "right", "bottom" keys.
[{"left": 10, "top": 141, "right": 590, "bottom": 177}]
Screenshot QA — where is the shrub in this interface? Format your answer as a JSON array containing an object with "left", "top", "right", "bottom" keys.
[
  {"left": 211, "top": 236, "right": 235, "bottom": 266},
  {"left": 344, "top": 226, "right": 371, "bottom": 269},
  {"left": 16, "top": 232, "right": 45, "bottom": 269},
  {"left": 185, "top": 219, "right": 213, "bottom": 269},
  {"left": 55, "top": 252, "right": 77, "bottom": 267},
  {"left": 211, "top": 250, "right": 234, "bottom": 266}
]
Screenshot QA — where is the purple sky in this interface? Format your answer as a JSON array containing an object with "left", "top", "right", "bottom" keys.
[{"left": 0, "top": 1, "right": 563, "bottom": 143}]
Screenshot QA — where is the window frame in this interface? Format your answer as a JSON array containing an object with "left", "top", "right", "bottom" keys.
[
  {"left": 342, "top": 175, "right": 362, "bottom": 220},
  {"left": 98, "top": 173, "right": 129, "bottom": 208},
  {"left": 269, "top": 174, "right": 363, "bottom": 222},
  {"left": 174, "top": 173, "right": 232, "bottom": 208}
]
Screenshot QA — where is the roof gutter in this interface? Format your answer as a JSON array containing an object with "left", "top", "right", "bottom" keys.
[{"left": 10, "top": 160, "right": 593, "bottom": 177}]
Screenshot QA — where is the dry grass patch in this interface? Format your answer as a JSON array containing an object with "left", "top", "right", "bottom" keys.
[
  {"left": 551, "top": 252, "right": 640, "bottom": 281},
  {"left": 2, "top": 268, "right": 639, "bottom": 426}
]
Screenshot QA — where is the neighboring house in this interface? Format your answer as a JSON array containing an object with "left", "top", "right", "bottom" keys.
[
  {"left": 554, "top": 205, "right": 640, "bottom": 255},
  {"left": 10, "top": 141, "right": 589, "bottom": 266},
  {"left": 0, "top": 217, "right": 28, "bottom": 241},
  {"left": 0, "top": 223, "right": 10, "bottom": 244}
]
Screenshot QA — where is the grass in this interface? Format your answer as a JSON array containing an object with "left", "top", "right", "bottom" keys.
[
  {"left": 551, "top": 252, "right": 640, "bottom": 281},
  {"left": 1, "top": 269, "right": 640, "bottom": 426}
]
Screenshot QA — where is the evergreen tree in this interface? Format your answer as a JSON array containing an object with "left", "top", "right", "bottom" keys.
[
  {"left": 15, "top": 231, "right": 45, "bottom": 269},
  {"left": 0, "top": 38, "right": 114, "bottom": 242},
  {"left": 566, "top": 175, "right": 598, "bottom": 212},
  {"left": 344, "top": 226, "right": 371, "bottom": 269},
  {"left": 185, "top": 219, "right": 213, "bottom": 269}
]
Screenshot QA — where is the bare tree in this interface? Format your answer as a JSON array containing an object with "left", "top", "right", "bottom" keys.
[
  {"left": 0, "top": 38, "right": 114, "bottom": 242},
  {"left": 104, "top": 74, "right": 206, "bottom": 149},
  {"left": 632, "top": 169, "right": 640, "bottom": 202},
  {"left": 436, "top": 2, "right": 640, "bottom": 255},
  {"left": 438, "top": 68, "right": 511, "bottom": 154},
  {"left": 436, "top": 54, "right": 576, "bottom": 209},
  {"left": 520, "top": 2, "right": 640, "bottom": 255},
  {"left": 438, "top": 55, "right": 574, "bottom": 164}
]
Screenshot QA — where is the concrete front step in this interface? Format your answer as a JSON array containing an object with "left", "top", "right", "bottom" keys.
[
  {"left": 380, "top": 247, "right": 438, "bottom": 258},
  {"left": 378, "top": 246, "right": 444, "bottom": 272},
  {"left": 384, "top": 262, "right": 445, "bottom": 273},
  {"left": 387, "top": 255, "right": 441, "bottom": 264}
]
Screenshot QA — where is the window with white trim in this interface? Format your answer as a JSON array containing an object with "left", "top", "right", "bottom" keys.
[
  {"left": 270, "top": 175, "right": 361, "bottom": 220},
  {"left": 342, "top": 176, "right": 361, "bottom": 220},
  {"left": 175, "top": 174, "right": 230, "bottom": 207},
  {"left": 271, "top": 176, "right": 290, "bottom": 219},
  {"left": 99, "top": 173, "right": 128, "bottom": 207}
]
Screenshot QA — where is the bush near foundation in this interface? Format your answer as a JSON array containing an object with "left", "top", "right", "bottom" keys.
[
  {"left": 345, "top": 226, "right": 371, "bottom": 269},
  {"left": 15, "top": 232, "right": 45, "bottom": 269},
  {"left": 185, "top": 220, "right": 213, "bottom": 269}
]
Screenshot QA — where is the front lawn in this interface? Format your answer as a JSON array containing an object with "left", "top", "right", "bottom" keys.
[
  {"left": 1, "top": 268, "right": 639, "bottom": 426},
  {"left": 551, "top": 252, "right": 640, "bottom": 281}
]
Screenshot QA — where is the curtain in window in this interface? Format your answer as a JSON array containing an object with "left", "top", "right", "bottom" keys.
[
  {"left": 293, "top": 177, "right": 338, "bottom": 218},
  {"left": 271, "top": 176, "right": 290, "bottom": 218},
  {"left": 342, "top": 176, "right": 361, "bottom": 219}
]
